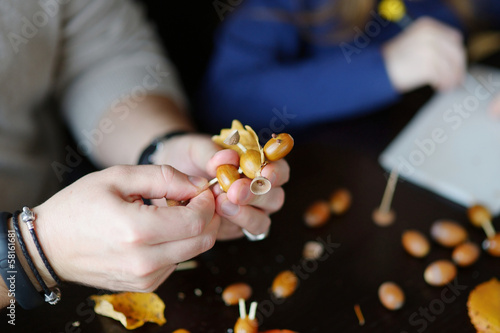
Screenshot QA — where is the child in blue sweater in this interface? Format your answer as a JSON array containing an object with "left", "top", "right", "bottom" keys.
[{"left": 200, "top": 0, "right": 500, "bottom": 132}]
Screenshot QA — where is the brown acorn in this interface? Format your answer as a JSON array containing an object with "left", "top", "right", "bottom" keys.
[
  {"left": 263, "top": 133, "right": 294, "bottom": 162},
  {"left": 216, "top": 164, "right": 241, "bottom": 192},
  {"left": 239, "top": 149, "right": 262, "bottom": 179}
]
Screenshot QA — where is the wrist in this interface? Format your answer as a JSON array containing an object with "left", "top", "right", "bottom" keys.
[
  {"left": 137, "top": 130, "right": 192, "bottom": 165},
  {"left": 9, "top": 217, "right": 57, "bottom": 290}
]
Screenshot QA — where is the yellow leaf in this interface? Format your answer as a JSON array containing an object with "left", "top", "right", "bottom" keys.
[
  {"left": 378, "top": 0, "right": 406, "bottom": 22},
  {"left": 90, "top": 292, "right": 166, "bottom": 330},
  {"left": 212, "top": 120, "right": 263, "bottom": 161},
  {"left": 467, "top": 278, "right": 500, "bottom": 333}
]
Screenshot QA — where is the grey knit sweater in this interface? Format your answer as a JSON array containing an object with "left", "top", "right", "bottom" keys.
[{"left": 0, "top": 0, "right": 186, "bottom": 211}]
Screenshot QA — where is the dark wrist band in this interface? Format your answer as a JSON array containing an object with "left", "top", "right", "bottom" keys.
[
  {"left": 137, "top": 130, "right": 190, "bottom": 165},
  {"left": 137, "top": 130, "right": 190, "bottom": 205},
  {"left": 0, "top": 212, "right": 44, "bottom": 309},
  {"left": 21, "top": 207, "right": 62, "bottom": 286},
  {"left": 12, "top": 211, "right": 60, "bottom": 305}
]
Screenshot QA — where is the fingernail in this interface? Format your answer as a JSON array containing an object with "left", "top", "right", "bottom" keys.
[
  {"left": 238, "top": 186, "right": 251, "bottom": 203},
  {"left": 188, "top": 175, "right": 208, "bottom": 189},
  {"left": 221, "top": 199, "right": 240, "bottom": 216}
]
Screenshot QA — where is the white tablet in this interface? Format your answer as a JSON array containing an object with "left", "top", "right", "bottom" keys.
[{"left": 379, "top": 65, "right": 500, "bottom": 216}]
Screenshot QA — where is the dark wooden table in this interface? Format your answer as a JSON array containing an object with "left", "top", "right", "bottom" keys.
[{"left": 3, "top": 66, "right": 500, "bottom": 333}]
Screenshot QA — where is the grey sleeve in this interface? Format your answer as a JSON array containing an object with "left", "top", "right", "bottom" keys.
[{"left": 55, "top": 0, "right": 187, "bottom": 149}]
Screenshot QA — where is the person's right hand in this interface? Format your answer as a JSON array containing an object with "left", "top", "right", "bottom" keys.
[
  {"left": 382, "top": 16, "right": 466, "bottom": 93},
  {"left": 26, "top": 165, "right": 219, "bottom": 292}
]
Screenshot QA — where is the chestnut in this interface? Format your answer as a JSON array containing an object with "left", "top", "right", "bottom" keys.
[{"left": 263, "top": 133, "right": 294, "bottom": 162}]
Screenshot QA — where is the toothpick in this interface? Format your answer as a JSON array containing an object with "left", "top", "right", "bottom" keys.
[
  {"left": 354, "top": 304, "right": 365, "bottom": 326},
  {"left": 175, "top": 260, "right": 198, "bottom": 271},
  {"left": 236, "top": 142, "right": 247, "bottom": 154},
  {"left": 372, "top": 167, "right": 398, "bottom": 226},
  {"left": 248, "top": 302, "right": 258, "bottom": 320},
  {"left": 207, "top": 177, "right": 219, "bottom": 187},
  {"left": 238, "top": 298, "right": 246, "bottom": 319},
  {"left": 207, "top": 168, "right": 244, "bottom": 189},
  {"left": 380, "top": 167, "right": 399, "bottom": 213},
  {"left": 482, "top": 219, "right": 497, "bottom": 239}
]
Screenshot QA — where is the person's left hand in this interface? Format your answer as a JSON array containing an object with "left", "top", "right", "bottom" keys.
[
  {"left": 153, "top": 134, "right": 290, "bottom": 240},
  {"left": 488, "top": 93, "right": 500, "bottom": 119}
]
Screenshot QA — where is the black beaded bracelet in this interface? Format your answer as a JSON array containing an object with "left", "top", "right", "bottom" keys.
[
  {"left": 0, "top": 212, "right": 45, "bottom": 309},
  {"left": 137, "top": 130, "right": 190, "bottom": 205},
  {"left": 20, "top": 207, "right": 62, "bottom": 286},
  {"left": 137, "top": 130, "right": 190, "bottom": 165},
  {"left": 12, "top": 211, "right": 60, "bottom": 305}
]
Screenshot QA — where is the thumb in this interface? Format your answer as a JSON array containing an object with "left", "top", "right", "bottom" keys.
[{"left": 105, "top": 164, "right": 208, "bottom": 201}]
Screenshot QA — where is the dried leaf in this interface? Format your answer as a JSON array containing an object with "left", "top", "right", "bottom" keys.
[
  {"left": 90, "top": 292, "right": 166, "bottom": 330},
  {"left": 212, "top": 120, "right": 262, "bottom": 159},
  {"left": 467, "top": 278, "right": 500, "bottom": 333}
]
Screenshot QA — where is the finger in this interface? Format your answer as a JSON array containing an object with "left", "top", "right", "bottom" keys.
[
  {"left": 215, "top": 193, "right": 271, "bottom": 235},
  {"left": 206, "top": 149, "right": 240, "bottom": 177},
  {"left": 260, "top": 159, "right": 290, "bottom": 187},
  {"left": 152, "top": 214, "right": 221, "bottom": 264},
  {"left": 106, "top": 164, "right": 208, "bottom": 201},
  {"left": 216, "top": 219, "right": 245, "bottom": 240},
  {"left": 488, "top": 94, "right": 500, "bottom": 119},
  {"left": 247, "top": 188, "right": 285, "bottom": 214},
  {"left": 433, "top": 39, "right": 466, "bottom": 89},
  {"left": 227, "top": 179, "right": 285, "bottom": 213},
  {"left": 122, "top": 264, "right": 177, "bottom": 293},
  {"left": 125, "top": 189, "right": 216, "bottom": 244}
]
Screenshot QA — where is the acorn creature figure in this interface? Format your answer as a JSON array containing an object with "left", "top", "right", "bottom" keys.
[
  {"left": 234, "top": 299, "right": 259, "bottom": 333},
  {"left": 211, "top": 120, "right": 294, "bottom": 195}
]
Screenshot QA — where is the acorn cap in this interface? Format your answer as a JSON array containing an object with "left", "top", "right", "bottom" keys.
[
  {"left": 223, "top": 129, "right": 240, "bottom": 145},
  {"left": 250, "top": 176, "right": 271, "bottom": 195}
]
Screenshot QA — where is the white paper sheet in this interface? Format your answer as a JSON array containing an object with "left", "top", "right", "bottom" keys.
[{"left": 379, "top": 65, "right": 500, "bottom": 216}]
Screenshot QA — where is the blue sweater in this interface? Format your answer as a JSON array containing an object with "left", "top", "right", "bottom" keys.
[{"left": 199, "top": 0, "right": 498, "bottom": 132}]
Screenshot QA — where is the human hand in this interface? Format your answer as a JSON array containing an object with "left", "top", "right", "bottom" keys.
[
  {"left": 155, "top": 134, "right": 290, "bottom": 240},
  {"left": 382, "top": 17, "right": 466, "bottom": 93},
  {"left": 206, "top": 149, "right": 289, "bottom": 240},
  {"left": 488, "top": 93, "right": 500, "bottom": 119},
  {"left": 29, "top": 165, "right": 219, "bottom": 292}
]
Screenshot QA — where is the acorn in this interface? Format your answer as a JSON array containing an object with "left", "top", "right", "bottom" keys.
[
  {"left": 452, "top": 242, "right": 480, "bottom": 267},
  {"left": 240, "top": 149, "right": 262, "bottom": 179},
  {"left": 467, "top": 204, "right": 496, "bottom": 239},
  {"left": 250, "top": 176, "right": 272, "bottom": 195},
  {"left": 401, "top": 230, "right": 430, "bottom": 258},
  {"left": 424, "top": 260, "right": 457, "bottom": 286},
  {"left": 216, "top": 164, "right": 241, "bottom": 192},
  {"left": 304, "top": 201, "right": 331, "bottom": 228},
  {"left": 271, "top": 270, "right": 298, "bottom": 298},
  {"left": 222, "top": 282, "right": 252, "bottom": 306},
  {"left": 482, "top": 233, "right": 500, "bottom": 257},
  {"left": 263, "top": 133, "right": 294, "bottom": 162},
  {"left": 430, "top": 219, "right": 468, "bottom": 248},
  {"left": 329, "top": 188, "right": 352, "bottom": 215},
  {"left": 378, "top": 281, "right": 405, "bottom": 310}
]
